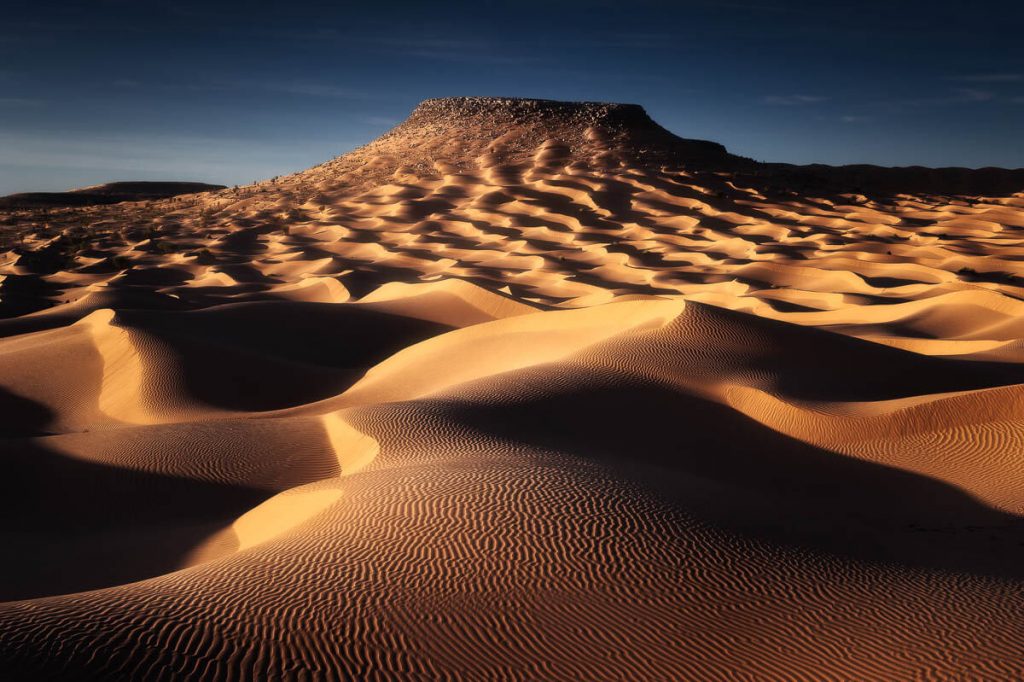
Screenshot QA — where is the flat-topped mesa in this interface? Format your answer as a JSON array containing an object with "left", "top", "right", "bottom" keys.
[
  {"left": 387, "top": 96, "right": 729, "bottom": 161},
  {"left": 305, "top": 97, "right": 735, "bottom": 192}
]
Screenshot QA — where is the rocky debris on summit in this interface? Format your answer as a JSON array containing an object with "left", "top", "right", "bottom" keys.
[{"left": 394, "top": 96, "right": 730, "bottom": 159}]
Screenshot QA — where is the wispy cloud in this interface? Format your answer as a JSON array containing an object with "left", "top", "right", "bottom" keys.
[
  {"left": 761, "top": 94, "right": 827, "bottom": 106},
  {"left": 401, "top": 50, "right": 540, "bottom": 66},
  {"left": 360, "top": 35, "right": 541, "bottom": 65},
  {"left": 374, "top": 37, "right": 490, "bottom": 51},
  {"left": 569, "top": 32, "right": 683, "bottom": 51},
  {"left": 682, "top": 0, "right": 803, "bottom": 12},
  {"left": 946, "top": 73, "right": 1023, "bottom": 83},
  {"left": 0, "top": 97, "right": 43, "bottom": 107},
  {"left": 259, "top": 82, "right": 369, "bottom": 99},
  {"left": 839, "top": 114, "right": 868, "bottom": 123},
  {"left": 898, "top": 88, "right": 996, "bottom": 106},
  {"left": 361, "top": 115, "right": 400, "bottom": 127},
  {"left": 0, "top": 129, "right": 363, "bottom": 191},
  {"left": 953, "top": 88, "right": 996, "bottom": 102},
  {"left": 122, "top": 77, "right": 376, "bottom": 100}
]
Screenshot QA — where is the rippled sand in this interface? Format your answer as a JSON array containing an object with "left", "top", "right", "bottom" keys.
[{"left": 1, "top": 98, "right": 1024, "bottom": 679}]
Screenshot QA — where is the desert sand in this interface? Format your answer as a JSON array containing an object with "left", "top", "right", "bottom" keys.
[{"left": 1, "top": 97, "right": 1024, "bottom": 679}]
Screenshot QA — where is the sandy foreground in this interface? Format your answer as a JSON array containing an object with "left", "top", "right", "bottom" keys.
[{"left": 1, "top": 98, "right": 1024, "bottom": 679}]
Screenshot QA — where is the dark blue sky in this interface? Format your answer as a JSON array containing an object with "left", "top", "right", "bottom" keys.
[{"left": 2, "top": 0, "right": 1022, "bottom": 194}]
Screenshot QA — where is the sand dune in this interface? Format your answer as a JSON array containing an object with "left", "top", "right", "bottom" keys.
[{"left": 1, "top": 97, "right": 1024, "bottom": 679}]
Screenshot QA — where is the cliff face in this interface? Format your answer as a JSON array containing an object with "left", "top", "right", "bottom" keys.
[
  {"left": 292, "top": 97, "right": 736, "bottom": 194},
  {"left": 392, "top": 96, "right": 729, "bottom": 158}
]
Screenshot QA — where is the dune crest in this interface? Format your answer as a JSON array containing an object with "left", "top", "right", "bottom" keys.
[
  {"left": 231, "top": 484, "right": 345, "bottom": 552},
  {"left": 327, "top": 298, "right": 685, "bottom": 409},
  {"left": 357, "top": 278, "right": 536, "bottom": 326},
  {"left": 322, "top": 411, "right": 380, "bottom": 474},
  {"left": 79, "top": 309, "right": 157, "bottom": 424}
]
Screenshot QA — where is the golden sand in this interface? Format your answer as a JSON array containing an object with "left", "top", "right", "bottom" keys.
[{"left": 1, "top": 98, "right": 1023, "bottom": 679}]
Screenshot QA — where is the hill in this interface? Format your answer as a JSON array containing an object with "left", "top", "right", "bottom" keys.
[{"left": 0, "top": 181, "right": 226, "bottom": 209}]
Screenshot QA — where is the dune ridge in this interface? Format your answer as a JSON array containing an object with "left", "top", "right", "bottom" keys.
[{"left": 1, "top": 97, "right": 1024, "bottom": 679}]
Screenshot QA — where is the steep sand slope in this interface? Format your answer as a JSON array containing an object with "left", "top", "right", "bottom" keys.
[{"left": 1, "top": 98, "right": 1024, "bottom": 679}]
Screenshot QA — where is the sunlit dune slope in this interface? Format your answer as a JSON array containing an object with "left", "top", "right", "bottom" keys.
[{"left": 1, "top": 97, "right": 1024, "bottom": 679}]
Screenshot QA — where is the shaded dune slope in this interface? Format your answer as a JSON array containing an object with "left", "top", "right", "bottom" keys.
[{"left": 1, "top": 98, "right": 1024, "bottom": 679}]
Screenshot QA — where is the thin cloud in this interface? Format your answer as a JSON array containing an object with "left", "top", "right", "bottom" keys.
[
  {"left": 374, "top": 37, "right": 492, "bottom": 51},
  {"left": 0, "top": 130, "right": 356, "bottom": 186},
  {"left": 946, "top": 73, "right": 1023, "bottom": 83},
  {"left": 954, "top": 88, "right": 996, "bottom": 102},
  {"left": 887, "top": 88, "right": 996, "bottom": 107},
  {"left": 364, "top": 35, "right": 542, "bottom": 65},
  {"left": 361, "top": 115, "right": 400, "bottom": 126},
  {"left": 569, "top": 32, "right": 684, "bottom": 50},
  {"left": 261, "top": 82, "right": 369, "bottom": 99},
  {"left": 761, "top": 94, "right": 827, "bottom": 106},
  {"left": 401, "top": 50, "right": 540, "bottom": 66},
  {"left": 679, "top": 0, "right": 803, "bottom": 12},
  {"left": 156, "top": 78, "right": 375, "bottom": 100},
  {"left": 0, "top": 97, "right": 43, "bottom": 106}
]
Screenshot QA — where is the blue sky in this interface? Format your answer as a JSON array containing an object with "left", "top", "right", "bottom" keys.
[{"left": 1, "top": 0, "right": 1022, "bottom": 194}]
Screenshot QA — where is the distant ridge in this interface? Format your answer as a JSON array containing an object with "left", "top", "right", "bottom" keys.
[
  {"left": 0, "top": 181, "right": 226, "bottom": 209},
  {"left": 760, "top": 161, "right": 1024, "bottom": 197}
]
